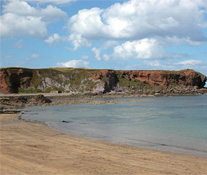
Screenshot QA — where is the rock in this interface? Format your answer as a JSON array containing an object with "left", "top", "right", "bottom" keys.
[
  {"left": 16, "top": 97, "right": 28, "bottom": 103},
  {"left": 62, "top": 120, "right": 72, "bottom": 123},
  {"left": 35, "top": 95, "right": 51, "bottom": 104},
  {"left": 0, "top": 94, "right": 51, "bottom": 109},
  {"left": 92, "top": 81, "right": 105, "bottom": 94}
]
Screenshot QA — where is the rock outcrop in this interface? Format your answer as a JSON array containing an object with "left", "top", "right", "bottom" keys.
[
  {"left": 0, "top": 94, "right": 52, "bottom": 113},
  {"left": 0, "top": 67, "right": 206, "bottom": 95}
]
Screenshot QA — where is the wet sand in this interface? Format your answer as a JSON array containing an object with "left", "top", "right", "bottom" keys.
[{"left": 1, "top": 114, "right": 207, "bottom": 175}]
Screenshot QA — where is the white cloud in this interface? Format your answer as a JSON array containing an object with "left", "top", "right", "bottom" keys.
[
  {"left": 92, "top": 47, "right": 110, "bottom": 61},
  {"left": 31, "top": 53, "right": 40, "bottom": 58},
  {"left": 40, "top": 5, "right": 67, "bottom": 23},
  {"left": 66, "top": 0, "right": 207, "bottom": 61},
  {"left": 3, "top": 1, "right": 36, "bottom": 16},
  {"left": 92, "top": 47, "right": 101, "bottom": 61},
  {"left": 13, "top": 40, "right": 23, "bottom": 48},
  {"left": 175, "top": 59, "right": 203, "bottom": 66},
  {"left": 57, "top": 59, "right": 89, "bottom": 68},
  {"left": 164, "top": 36, "right": 201, "bottom": 46},
  {"left": 3, "top": 1, "right": 67, "bottom": 22},
  {"left": 102, "top": 40, "right": 118, "bottom": 49},
  {"left": 68, "top": 0, "right": 207, "bottom": 42},
  {"left": 92, "top": 38, "right": 186, "bottom": 61},
  {"left": 0, "top": 13, "right": 47, "bottom": 38},
  {"left": 113, "top": 38, "right": 166, "bottom": 60},
  {"left": 68, "top": 8, "right": 105, "bottom": 39},
  {"left": 91, "top": 40, "right": 117, "bottom": 61},
  {"left": 45, "top": 33, "right": 63, "bottom": 45},
  {"left": 102, "top": 54, "right": 110, "bottom": 61},
  {"left": 0, "top": 0, "right": 67, "bottom": 38},
  {"left": 67, "top": 33, "right": 91, "bottom": 50}
]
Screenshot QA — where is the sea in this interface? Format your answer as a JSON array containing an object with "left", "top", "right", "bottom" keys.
[{"left": 21, "top": 95, "right": 207, "bottom": 157}]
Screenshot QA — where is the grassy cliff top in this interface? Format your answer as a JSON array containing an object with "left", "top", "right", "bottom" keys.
[{"left": 0, "top": 67, "right": 206, "bottom": 77}]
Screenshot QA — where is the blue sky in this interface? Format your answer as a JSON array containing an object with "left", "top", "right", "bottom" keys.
[{"left": 1, "top": 0, "right": 207, "bottom": 76}]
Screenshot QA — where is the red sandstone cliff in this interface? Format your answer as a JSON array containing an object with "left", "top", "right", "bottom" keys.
[
  {"left": 118, "top": 69, "right": 206, "bottom": 90},
  {"left": 0, "top": 67, "right": 206, "bottom": 94}
]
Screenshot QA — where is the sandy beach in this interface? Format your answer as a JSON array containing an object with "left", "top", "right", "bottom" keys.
[{"left": 1, "top": 114, "right": 207, "bottom": 175}]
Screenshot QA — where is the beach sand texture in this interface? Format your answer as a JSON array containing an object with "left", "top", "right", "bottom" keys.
[{"left": 1, "top": 114, "right": 207, "bottom": 175}]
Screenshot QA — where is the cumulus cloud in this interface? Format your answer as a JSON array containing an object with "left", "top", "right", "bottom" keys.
[
  {"left": 112, "top": 38, "right": 166, "bottom": 60},
  {"left": 91, "top": 40, "right": 117, "bottom": 61},
  {"left": 68, "top": 0, "right": 207, "bottom": 42},
  {"left": 68, "top": 8, "right": 105, "bottom": 39},
  {"left": 67, "top": 33, "right": 91, "bottom": 50},
  {"left": 3, "top": 1, "right": 67, "bottom": 22},
  {"left": 0, "top": 13, "right": 47, "bottom": 38},
  {"left": 92, "top": 47, "right": 101, "bottom": 61},
  {"left": 164, "top": 36, "right": 201, "bottom": 46},
  {"left": 92, "top": 38, "right": 184, "bottom": 61},
  {"left": 0, "top": 0, "right": 67, "bottom": 38},
  {"left": 57, "top": 59, "right": 89, "bottom": 68},
  {"left": 92, "top": 47, "right": 110, "bottom": 61},
  {"left": 65, "top": 0, "right": 207, "bottom": 62},
  {"left": 45, "top": 33, "right": 63, "bottom": 45},
  {"left": 102, "top": 40, "right": 118, "bottom": 49}
]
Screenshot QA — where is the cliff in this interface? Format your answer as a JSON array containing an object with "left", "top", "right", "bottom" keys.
[{"left": 0, "top": 67, "right": 206, "bottom": 95}]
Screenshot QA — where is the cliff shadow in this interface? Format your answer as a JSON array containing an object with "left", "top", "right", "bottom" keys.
[{"left": 10, "top": 74, "right": 20, "bottom": 93}]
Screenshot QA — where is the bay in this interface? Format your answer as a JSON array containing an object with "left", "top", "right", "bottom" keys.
[{"left": 21, "top": 95, "right": 207, "bottom": 157}]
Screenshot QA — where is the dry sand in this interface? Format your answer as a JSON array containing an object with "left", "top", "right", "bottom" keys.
[{"left": 1, "top": 114, "right": 207, "bottom": 175}]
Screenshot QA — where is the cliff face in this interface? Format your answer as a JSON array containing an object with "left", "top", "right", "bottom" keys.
[
  {"left": 0, "top": 67, "right": 206, "bottom": 94},
  {"left": 0, "top": 68, "right": 34, "bottom": 93},
  {"left": 118, "top": 69, "right": 206, "bottom": 90}
]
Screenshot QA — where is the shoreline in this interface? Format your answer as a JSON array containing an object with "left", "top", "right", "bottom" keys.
[
  {"left": 21, "top": 99, "right": 207, "bottom": 158},
  {"left": 17, "top": 107, "right": 207, "bottom": 158},
  {"left": 1, "top": 92, "right": 207, "bottom": 114},
  {"left": 1, "top": 113, "right": 207, "bottom": 175},
  {"left": 0, "top": 89, "right": 207, "bottom": 98}
]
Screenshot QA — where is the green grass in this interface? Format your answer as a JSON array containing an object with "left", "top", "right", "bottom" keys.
[
  {"left": 49, "top": 67, "right": 75, "bottom": 73},
  {"left": 31, "top": 76, "right": 42, "bottom": 88},
  {"left": 18, "top": 87, "right": 42, "bottom": 94}
]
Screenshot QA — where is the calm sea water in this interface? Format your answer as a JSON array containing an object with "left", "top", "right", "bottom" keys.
[{"left": 21, "top": 95, "right": 207, "bottom": 157}]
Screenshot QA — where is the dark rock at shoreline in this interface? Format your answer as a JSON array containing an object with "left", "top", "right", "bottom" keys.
[
  {"left": 16, "top": 96, "right": 28, "bottom": 103},
  {"left": 1, "top": 88, "right": 207, "bottom": 114},
  {"left": 0, "top": 95, "right": 52, "bottom": 111},
  {"left": 35, "top": 95, "right": 51, "bottom": 104}
]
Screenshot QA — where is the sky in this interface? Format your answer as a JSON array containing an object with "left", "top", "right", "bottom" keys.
[{"left": 0, "top": 0, "right": 207, "bottom": 76}]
